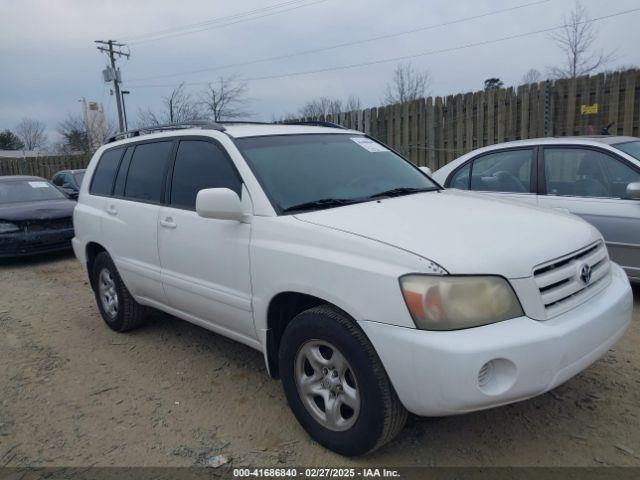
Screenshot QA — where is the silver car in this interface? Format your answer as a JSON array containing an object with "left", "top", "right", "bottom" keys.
[{"left": 432, "top": 136, "right": 640, "bottom": 281}]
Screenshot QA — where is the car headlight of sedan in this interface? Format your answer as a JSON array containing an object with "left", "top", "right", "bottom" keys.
[
  {"left": 400, "top": 274, "right": 524, "bottom": 330},
  {"left": 0, "top": 221, "right": 20, "bottom": 234}
]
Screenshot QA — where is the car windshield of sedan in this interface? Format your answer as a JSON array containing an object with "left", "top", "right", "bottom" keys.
[
  {"left": 614, "top": 141, "right": 640, "bottom": 161},
  {"left": 73, "top": 172, "right": 85, "bottom": 185},
  {"left": 236, "top": 134, "right": 438, "bottom": 213},
  {"left": 0, "top": 180, "right": 67, "bottom": 204}
]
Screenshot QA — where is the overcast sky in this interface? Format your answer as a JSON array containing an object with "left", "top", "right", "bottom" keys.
[{"left": 1, "top": 0, "right": 639, "bottom": 142}]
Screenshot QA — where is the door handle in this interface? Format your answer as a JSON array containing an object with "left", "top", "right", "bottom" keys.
[
  {"left": 160, "top": 217, "right": 177, "bottom": 229},
  {"left": 106, "top": 205, "right": 118, "bottom": 216}
]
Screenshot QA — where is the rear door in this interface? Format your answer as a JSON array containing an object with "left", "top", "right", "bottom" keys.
[
  {"left": 101, "top": 140, "right": 174, "bottom": 303},
  {"left": 538, "top": 146, "right": 640, "bottom": 279},
  {"left": 446, "top": 147, "right": 538, "bottom": 206},
  {"left": 158, "top": 137, "right": 255, "bottom": 339}
]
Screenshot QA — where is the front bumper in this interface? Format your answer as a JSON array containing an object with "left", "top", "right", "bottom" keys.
[
  {"left": 359, "top": 262, "right": 633, "bottom": 416},
  {"left": 0, "top": 228, "right": 74, "bottom": 258}
]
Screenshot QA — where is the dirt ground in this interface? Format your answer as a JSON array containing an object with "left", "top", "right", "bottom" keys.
[{"left": 1, "top": 252, "right": 639, "bottom": 468}]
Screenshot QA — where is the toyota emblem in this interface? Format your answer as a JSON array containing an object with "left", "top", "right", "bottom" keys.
[{"left": 580, "top": 264, "right": 592, "bottom": 284}]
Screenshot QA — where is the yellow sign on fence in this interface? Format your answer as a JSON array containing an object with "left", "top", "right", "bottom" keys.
[{"left": 581, "top": 103, "right": 599, "bottom": 115}]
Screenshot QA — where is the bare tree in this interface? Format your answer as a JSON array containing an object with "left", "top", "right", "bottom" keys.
[
  {"left": 200, "top": 75, "right": 251, "bottom": 121},
  {"left": 521, "top": 68, "right": 543, "bottom": 85},
  {"left": 137, "top": 83, "right": 202, "bottom": 126},
  {"left": 15, "top": 118, "right": 48, "bottom": 150},
  {"left": 548, "top": 1, "right": 615, "bottom": 78},
  {"left": 298, "top": 97, "right": 344, "bottom": 118},
  {"left": 383, "top": 62, "right": 431, "bottom": 105},
  {"left": 344, "top": 95, "right": 362, "bottom": 112},
  {"left": 57, "top": 114, "right": 116, "bottom": 154}
]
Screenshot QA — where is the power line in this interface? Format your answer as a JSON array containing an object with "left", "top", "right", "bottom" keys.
[
  {"left": 127, "top": 0, "right": 330, "bottom": 46},
  {"left": 128, "top": 6, "right": 640, "bottom": 88},
  {"left": 123, "top": 0, "right": 311, "bottom": 42},
  {"left": 127, "top": 0, "right": 550, "bottom": 83}
]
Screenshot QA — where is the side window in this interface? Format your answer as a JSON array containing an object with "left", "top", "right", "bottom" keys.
[
  {"left": 545, "top": 148, "right": 640, "bottom": 199},
  {"left": 170, "top": 140, "right": 242, "bottom": 210},
  {"left": 449, "top": 163, "right": 470, "bottom": 190},
  {"left": 90, "top": 148, "right": 124, "bottom": 196},
  {"left": 470, "top": 149, "right": 533, "bottom": 193},
  {"left": 124, "top": 141, "right": 173, "bottom": 203},
  {"left": 52, "top": 174, "right": 64, "bottom": 186},
  {"left": 62, "top": 173, "right": 73, "bottom": 186}
]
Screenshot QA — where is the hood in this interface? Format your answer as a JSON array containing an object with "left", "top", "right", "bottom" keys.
[
  {"left": 294, "top": 190, "right": 600, "bottom": 278},
  {"left": 0, "top": 199, "right": 76, "bottom": 222}
]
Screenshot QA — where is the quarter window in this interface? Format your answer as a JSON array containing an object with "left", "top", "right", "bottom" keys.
[
  {"left": 124, "top": 141, "right": 173, "bottom": 203},
  {"left": 470, "top": 149, "right": 533, "bottom": 193},
  {"left": 90, "top": 148, "right": 124, "bottom": 196},
  {"left": 170, "top": 140, "right": 242, "bottom": 210},
  {"left": 544, "top": 148, "right": 640, "bottom": 199},
  {"left": 449, "top": 163, "right": 471, "bottom": 189}
]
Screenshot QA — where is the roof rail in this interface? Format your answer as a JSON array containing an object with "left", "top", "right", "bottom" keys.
[
  {"left": 282, "top": 120, "right": 346, "bottom": 130},
  {"left": 107, "top": 121, "right": 226, "bottom": 143}
]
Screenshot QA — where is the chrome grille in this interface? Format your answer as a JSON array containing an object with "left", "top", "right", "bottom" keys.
[{"left": 533, "top": 241, "right": 610, "bottom": 317}]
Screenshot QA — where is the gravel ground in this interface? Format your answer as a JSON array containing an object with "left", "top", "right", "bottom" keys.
[{"left": 0, "top": 252, "right": 639, "bottom": 468}]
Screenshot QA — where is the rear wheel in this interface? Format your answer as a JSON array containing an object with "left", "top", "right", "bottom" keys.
[
  {"left": 92, "top": 252, "right": 148, "bottom": 332},
  {"left": 279, "top": 304, "right": 407, "bottom": 456}
]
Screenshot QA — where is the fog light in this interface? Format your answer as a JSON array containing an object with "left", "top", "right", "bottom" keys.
[{"left": 477, "top": 358, "right": 517, "bottom": 395}]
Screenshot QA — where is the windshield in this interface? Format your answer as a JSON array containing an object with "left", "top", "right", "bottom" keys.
[
  {"left": 614, "top": 141, "right": 640, "bottom": 161},
  {"left": 236, "top": 134, "right": 438, "bottom": 213},
  {"left": 0, "top": 179, "right": 67, "bottom": 204},
  {"left": 73, "top": 172, "right": 85, "bottom": 185}
]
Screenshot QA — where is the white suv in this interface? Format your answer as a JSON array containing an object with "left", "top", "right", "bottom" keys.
[{"left": 73, "top": 122, "right": 633, "bottom": 456}]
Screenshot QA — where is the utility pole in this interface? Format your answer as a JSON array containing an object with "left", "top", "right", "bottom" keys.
[{"left": 95, "top": 40, "right": 130, "bottom": 132}]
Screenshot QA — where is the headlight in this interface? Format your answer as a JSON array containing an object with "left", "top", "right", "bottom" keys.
[
  {"left": 400, "top": 274, "right": 523, "bottom": 330},
  {"left": 0, "top": 221, "right": 20, "bottom": 234}
]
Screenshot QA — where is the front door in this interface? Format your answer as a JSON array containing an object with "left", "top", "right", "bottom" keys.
[
  {"left": 538, "top": 146, "right": 640, "bottom": 279},
  {"left": 449, "top": 147, "right": 538, "bottom": 207},
  {"left": 158, "top": 138, "right": 255, "bottom": 340}
]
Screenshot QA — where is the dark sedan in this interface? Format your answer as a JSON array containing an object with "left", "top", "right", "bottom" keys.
[
  {"left": 51, "top": 169, "right": 85, "bottom": 199},
  {"left": 0, "top": 175, "right": 76, "bottom": 258}
]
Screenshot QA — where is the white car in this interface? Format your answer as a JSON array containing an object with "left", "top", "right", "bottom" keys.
[
  {"left": 73, "top": 122, "right": 633, "bottom": 456},
  {"left": 431, "top": 136, "right": 640, "bottom": 281}
]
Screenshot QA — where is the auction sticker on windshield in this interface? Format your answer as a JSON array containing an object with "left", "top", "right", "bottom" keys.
[
  {"left": 28, "top": 181, "right": 51, "bottom": 188},
  {"left": 351, "top": 137, "right": 389, "bottom": 153}
]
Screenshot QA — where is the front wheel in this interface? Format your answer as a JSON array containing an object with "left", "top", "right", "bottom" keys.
[{"left": 279, "top": 305, "right": 407, "bottom": 456}]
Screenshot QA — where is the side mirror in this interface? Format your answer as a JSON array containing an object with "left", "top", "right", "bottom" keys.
[
  {"left": 419, "top": 166, "right": 433, "bottom": 176},
  {"left": 626, "top": 182, "right": 640, "bottom": 200},
  {"left": 196, "top": 188, "right": 244, "bottom": 221}
]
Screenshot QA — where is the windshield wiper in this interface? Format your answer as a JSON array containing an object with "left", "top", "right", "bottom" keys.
[
  {"left": 368, "top": 186, "right": 437, "bottom": 199},
  {"left": 282, "top": 198, "right": 359, "bottom": 213}
]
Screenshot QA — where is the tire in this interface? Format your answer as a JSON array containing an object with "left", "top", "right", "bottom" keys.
[
  {"left": 92, "top": 251, "right": 148, "bottom": 332},
  {"left": 279, "top": 304, "right": 407, "bottom": 456}
]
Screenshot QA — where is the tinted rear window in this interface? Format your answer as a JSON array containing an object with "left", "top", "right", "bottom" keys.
[
  {"left": 124, "top": 141, "right": 173, "bottom": 203},
  {"left": 90, "top": 148, "right": 123, "bottom": 195},
  {"left": 170, "top": 140, "right": 242, "bottom": 209}
]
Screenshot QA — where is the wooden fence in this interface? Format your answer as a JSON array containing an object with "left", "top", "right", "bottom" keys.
[
  {"left": 0, "top": 155, "right": 91, "bottom": 179},
  {"left": 304, "top": 69, "right": 640, "bottom": 169}
]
